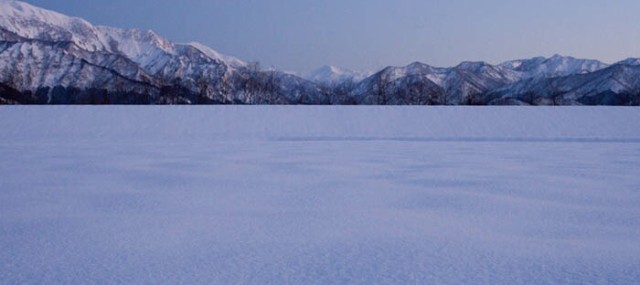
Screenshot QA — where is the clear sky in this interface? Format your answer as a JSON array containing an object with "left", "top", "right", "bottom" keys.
[{"left": 23, "top": 0, "right": 640, "bottom": 73}]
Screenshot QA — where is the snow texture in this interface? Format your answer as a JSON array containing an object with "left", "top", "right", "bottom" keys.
[{"left": 1, "top": 106, "right": 640, "bottom": 284}]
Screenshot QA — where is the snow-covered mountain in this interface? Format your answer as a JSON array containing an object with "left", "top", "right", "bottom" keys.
[
  {"left": 304, "top": 65, "right": 370, "bottom": 85},
  {"left": 349, "top": 56, "right": 638, "bottom": 105},
  {"left": 0, "top": 1, "right": 245, "bottom": 69},
  {"left": 351, "top": 61, "right": 517, "bottom": 105},
  {"left": 485, "top": 64, "right": 640, "bottom": 105},
  {"left": 0, "top": 0, "right": 637, "bottom": 105},
  {"left": 499, "top": 55, "right": 609, "bottom": 79},
  {"left": 616, "top": 58, "right": 640, "bottom": 66},
  {"left": 0, "top": 0, "right": 326, "bottom": 104},
  {"left": 349, "top": 63, "right": 445, "bottom": 105}
]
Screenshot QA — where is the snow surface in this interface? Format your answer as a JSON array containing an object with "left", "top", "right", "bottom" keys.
[{"left": 1, "top": 106, "right": 640, "bottom": 284}]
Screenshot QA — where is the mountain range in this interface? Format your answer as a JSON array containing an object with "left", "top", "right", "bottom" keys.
[{"left": 0, "top": 0, "right": 638, "bottom": 105}]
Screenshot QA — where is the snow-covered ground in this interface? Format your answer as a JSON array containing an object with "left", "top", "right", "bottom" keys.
[{"left": 1, "top": 106, "right": 639, "bottom": 284}]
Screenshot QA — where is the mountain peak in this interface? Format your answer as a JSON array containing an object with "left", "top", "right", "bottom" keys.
[
  {"left": 0, "top": 0, "right": 90, "bottom": 29},
  {"left": 316, "top": 65, "right": 344, "bottom": 74},
  {"left": 455, "top": 61, "right": 490, "bottom": 69},
  {"left": 305, "top": 65, "right": 369, "bottom": 84},
  {"left": 407, "top": 61, "right": 427, "bottom": 67},
  {"left": 1, "top": 0, "right": 638, "bottom": 105},
  {"left": 0, "top": 0, "right": 245, "bottom": 69},
  {"left": 499, "top": 55, "right": 607, "bottom": 79},
  {"left": 617, "top": 58, "right": 640, "bottom": 66},
  {"left": 548, "top": 54, "right": 568, "bottom": 60}
]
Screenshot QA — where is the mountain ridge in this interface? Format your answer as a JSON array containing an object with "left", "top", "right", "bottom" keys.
[{"left": 0, "top": 0, "right": 638, "bottom": 105}]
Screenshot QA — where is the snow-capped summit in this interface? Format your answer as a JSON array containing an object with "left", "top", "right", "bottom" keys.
[
  {"left": 0, "top": 0, "right": 334, "bottom": 104},
  {"left": 500, "top": 55, "right": 608, "bottom": 79},
  {"left": 350, "top": 60, "right": 520, "bottom": 105},
  {"left": 0, "top": 0, "right": 245, "bottom": 71},
  {"left": 616, "top": 58, "right": 640, "bottom": 66},
  {"left": 0, "top": 0, "right": 107, "bottom": 50},
  {"left": 486, "top": 63, "right": 640, "bottom": 105},
  {"left": 0, "top": 0, "right": 171, "bottom": 56},
  {"left": 305, "top": 65, "right": 370, "bottom": 85},
  {"left": 0, "top": 0, "right": 273, "bottom": 103}
]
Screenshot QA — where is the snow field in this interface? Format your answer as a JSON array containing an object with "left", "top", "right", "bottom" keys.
[{"left": 1, "top": 106, "right": 639, "bottom": 284}]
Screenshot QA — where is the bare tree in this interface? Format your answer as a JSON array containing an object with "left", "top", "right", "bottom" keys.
[
  {"left": 441, "top": 90, "right": 448, "bottom": 105},
  {"left": 263, "top": 70, "right": 279, "bottom": 104},
  {"left": 197, "top": 77, "right": 211, "bottom": 103},
  {"left": 329, "top": 79, "right": 356, "bottom": 104},
  {"left": 244, "top": 61, "right": 262, "bottom": 104},
  {"left": 375, "top": 73, "right": 392, "bottom": 105},
  {"left": 406, "top": 77, "right": 431, "bottom": 105}
]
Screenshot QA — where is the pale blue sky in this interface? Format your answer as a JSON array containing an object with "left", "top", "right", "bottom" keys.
[{"left": 25, "top": 0, "right": 640, "bottom": 72}]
